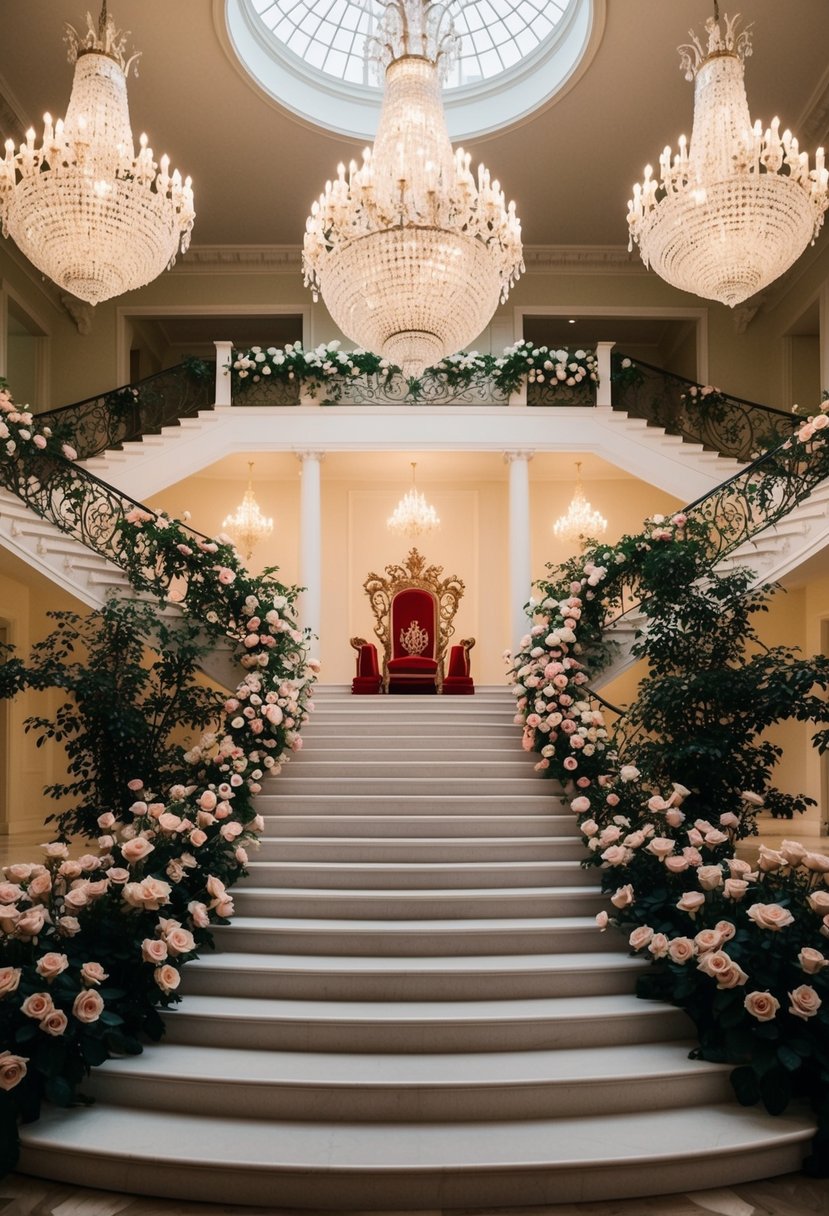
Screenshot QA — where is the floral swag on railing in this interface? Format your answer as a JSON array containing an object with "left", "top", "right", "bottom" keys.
[
  {"left": 0, "top": 387, "right": 316, "bottom": 1171},
  {"left": 229, "top": 341, "right": 599, "bottom": 402},
  {"left": 508, "top": 403, "right": 829, "bottom": 1168}
]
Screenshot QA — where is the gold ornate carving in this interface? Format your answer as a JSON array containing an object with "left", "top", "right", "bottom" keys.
[
  {"left": 400, "top": 620, "right": 429, "bottom": 656},
  {"left": 363, "top": 547, "right": 465, "bottom": 691}
]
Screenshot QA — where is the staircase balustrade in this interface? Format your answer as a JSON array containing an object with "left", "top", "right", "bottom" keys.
[{"left": 37, "top": 359, "right": 215, "bottom": 462}]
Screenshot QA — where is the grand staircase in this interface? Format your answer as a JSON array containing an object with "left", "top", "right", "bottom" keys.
[{"left": 18, "top": 689, "right": 815, "bottom": 1209}]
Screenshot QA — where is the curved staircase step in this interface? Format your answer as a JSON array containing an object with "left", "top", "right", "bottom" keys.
[
  {"left": 231, "top": 884, "right": 605, "bottom": 918},
  {"left": 20, "top": 1103, "right": 815, "bottom": 1209},
  {"left": 265, "top": 813, "right": 574, "bottom": 836},
  {"left": 255, "top": 833, "right": 586, "bottom": 860},
  {"left": 242, "top": 858, "right": 598, "bottom": 888}
]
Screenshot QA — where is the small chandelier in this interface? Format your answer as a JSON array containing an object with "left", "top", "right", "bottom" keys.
[
  {"left": 0, "top": 2, "right": 195, "bottom": 306},
  {"left": 387, "top": 463, "right": 440, "bottom": 537},
  {"left": 222, "top": 463, "right": 274, "bottom": 562},
  {"left": 626, "top": 6, "right": 829, "bottom": 308},
  {"left": 303, "top": 0, "right": 523, "bottom": 380},
  {"left": 553, "top": 463, "right": 607, "bottom": 544}
]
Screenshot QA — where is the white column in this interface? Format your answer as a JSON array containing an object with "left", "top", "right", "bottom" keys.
[
  {"left": 214, "top": 340, "right": 233, "bottom": 406},
  {"left": 297, "top": 451, "right": 325, "bottom": 659},
  {"left": 504, "top": 450, "right": 534, "bottom": 650},
  {"left": 595, "top": 340, "right": 616, "bottom": 408}
]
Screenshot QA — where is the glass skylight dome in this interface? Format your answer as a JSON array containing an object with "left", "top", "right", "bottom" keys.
[{"left": 224, "top": 0, "right": 601, "bottom": 139}]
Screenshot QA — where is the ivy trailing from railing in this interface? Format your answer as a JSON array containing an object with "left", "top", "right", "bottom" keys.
[
  {"left": 229, "top": 340, "right": 598, "bottom": 404},
  {"left": 507, "top": 400, "right": 829, "bottom": 1167},
  {"left": 0, "top": 385, "right": 316, "bottom": 1172},
  {"left": 35, "top": 357, "right": 214, "bottom": 462}
]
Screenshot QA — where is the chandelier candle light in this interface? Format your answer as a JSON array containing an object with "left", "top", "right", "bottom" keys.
[
  {"left": 626, "top": 6, "right": 829, "bottom": 307},
  {"left": 222, "top": 463, "right": 274, "bottom": 562},
  {"left": 387, "top": 462, "right": 440, "bottom": 537},
  {"left": 553, "top": 462, "right": 607, "bottom": 544},
  {"left": 0, "top": 2, "right": 194, "bottom": 305},
  {"left": 302, "top": 0, "right": 523, "bottom": 379}
]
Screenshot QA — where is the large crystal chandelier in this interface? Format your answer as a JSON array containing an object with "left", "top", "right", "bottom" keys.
[
  {"left": 387, "top": 463, "right": 440, "bottom": 537},
  {"left": 553, "top": 463, "right": 607, "bottom": 543},
  {"left": 222, "top": 463, "right": 274, "bottom": 562},
  {"left": 0, "top": 3, "right": 194, "bottom": 306},
  {"left": 626, "top": 6, "right": 829, "bottom": 308},
  {"left": 302, "top": 0, "right": 523, "bottom": 379}
]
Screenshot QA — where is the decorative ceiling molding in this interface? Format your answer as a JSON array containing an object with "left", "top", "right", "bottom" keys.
[
  {"left": 174, "top": 243, "right": 646, "bottom": 277},
  {"left": 798, "top": 64, "right": 829, "bottom": 150},
  {"left": 0, "top": 74, "right": 29, "bottom": 143}
]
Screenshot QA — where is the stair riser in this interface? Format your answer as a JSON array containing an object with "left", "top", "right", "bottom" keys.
[
  {"left": 303, "top": 721, "right": 518, "bottom": 737},
  {"left": 270, "top": 779, "right": 550, "bottom": 796},
  {"left": 232, "top": 890, "right": 605, "bottom": 919},
  {"left": 264, "top": 815, "right": 575, "bottom": 838},
  {"left": 301, "top": 737, "right": 522, "bottom": 751},
  {"left": 212, "top": 923, "right": 612, "bottom": 956},
  {"left": 255, "top": 839, "right": 586, "bottom": 861},
  {"left": 85, "top": 1065, "right": 731, "bottom": 1123},
  {"left": 241, "top": 864, "right": 597, "bottom": 890},
  {"left": 17, "top": 1137, "right": 811, "bottom": 1212},
  {"left": 162, "top": 1005, "right": 690, "bottom": 1053},
  {"left": 181, "top": 964, "right": 641, "bottom": 1002},
  {"left": 286, "top": 762, "right": 537, "bottom": 778}
]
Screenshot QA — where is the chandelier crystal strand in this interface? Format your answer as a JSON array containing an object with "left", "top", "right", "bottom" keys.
[
  {"left": 626, "top": 10, "right": 829, "bottom": 307},
  {"left": 0, "top": 4, "right": 194, "bottom": 305},
  {"left": 222, "top": 463, "right": 274, "bottom": 562},
  {"left": 387, "top": 462, "right": 441, "bottom": 537},
  {"left": 303, "top": 0, "right": 523, "bottom": 379},
  {"left": 553, "top": 462, "right": 607, "bottom": 543}
]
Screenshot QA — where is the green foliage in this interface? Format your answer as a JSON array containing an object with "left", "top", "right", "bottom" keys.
[{"left": 2, "top": 598, "right": 223, "bottom": 837}]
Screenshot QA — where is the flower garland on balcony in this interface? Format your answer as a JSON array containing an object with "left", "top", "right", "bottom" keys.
[
  {"left": 0, "top": 387, "right": 316, "bottom": 1170},
  {"left": 229, "top": 341, "right": 599, "bottom": 400},
  {"left": 508, "top": 405, "right": 829, "bottom": 1164}
]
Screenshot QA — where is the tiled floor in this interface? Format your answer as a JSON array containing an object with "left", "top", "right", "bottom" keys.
[{"left": 2, "top": 1171, "right": 829, "bottom": 1216}]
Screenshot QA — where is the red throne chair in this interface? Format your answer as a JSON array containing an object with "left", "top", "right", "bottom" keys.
[
  {"left": 443, "top": 637, "right": 476, "bottom": 695},
  {"left": 353, "top": 549, "right": 474, "bottom": 695}
]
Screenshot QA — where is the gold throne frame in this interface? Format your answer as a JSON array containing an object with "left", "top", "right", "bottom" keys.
[{"left": 363, "top": 548, "right": 465, "bottom": 692}]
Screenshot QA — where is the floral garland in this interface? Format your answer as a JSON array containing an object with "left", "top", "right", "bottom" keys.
[
  {"left": 0, "top": 387, "right": 316, "bottom": 1166},
  {"left": 230, "top": 340, "right": 599, "bottom": 400},
  {"left": 507, "top": 406, "right": 829, "bottom": 1149}
]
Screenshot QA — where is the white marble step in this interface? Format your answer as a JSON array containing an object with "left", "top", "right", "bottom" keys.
[
  {"left": 20, "top": 1102, "right": 814, "bottom": 1208},
  {"left": 162, "top": 991, "right": 690, "bottom": 1052},
  {"left": 212, "top": 914, "right": 615, "bottom": 956},
  {"left": 293, "top": 745, "right": 526, "bottom": 762},
  {"left": 270, "top": 776, "right": 551, "bottom": 795},
  {"left": 242, "top": 859, "right": 597, "bottom": 889},
  {"left": 287, "top": 759, "right": 536, "bottom": 778},
  {"left": 303, "top": 718, "right": 518, "bottom": 736},
  {"left": 231, "top": 884, "right": 605, "bottom": 919},
  {"left": 257, "top": 792, "right": 560, "bottom": 813},
  {"left": 254, "top": 834, "right": 586, "bottom": 860},
  {"left": 182, "top": 950, "right": 641, "bottom": 1001},
  {"left": 264, "top": 813, "right": 574, "bottom": 837},
  {"left": 84, "top": 1040, "right": 731, "bottom": 1122}
]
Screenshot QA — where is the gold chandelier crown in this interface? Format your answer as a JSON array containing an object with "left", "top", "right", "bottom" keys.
[
  {"left": 65, "top": 3, "right": 140, "bottom": 75},
  {"left": 626, "top": 8, "right": 829, "bottom": 308},
  {"left": 303, "top": 0, "right": 523, "bottom": 380}
]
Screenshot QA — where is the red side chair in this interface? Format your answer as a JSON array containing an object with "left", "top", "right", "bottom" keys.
[
  {"left": 349, "top": 636, "right": 382, "bottom": 695},
  {"left": 386, "top": 586, "right": 439, "bottom": 695},
  {"left": 443, "top": 637, "right": 476, "bottom": 695}
]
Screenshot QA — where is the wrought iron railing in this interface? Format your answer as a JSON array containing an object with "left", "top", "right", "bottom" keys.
[
  {"left": 526, "top": 380, "right": 595, "bottom": 407},
  {"left": 611, "top": 354, "right": 797, "bottom": 463},
  {"left": 37, "top": 359, "right": 215, "bottom": 462},
  {"left": 233, "top": 368, "right": 510, "bottom": 406}
]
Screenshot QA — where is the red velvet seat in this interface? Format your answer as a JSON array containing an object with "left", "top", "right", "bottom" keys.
[
  {"left": 386, "top": 587, "right": 439, "bottom": 694},
  {"left": 350, "top": 636, "right": 382, "bottom": 695},
  {"left": 443, "top": 638, "right": 476, "bottom": 695}
]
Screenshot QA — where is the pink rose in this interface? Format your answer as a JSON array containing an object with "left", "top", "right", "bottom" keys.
[
  {"left": 80, "top": 961, "right": 108, "bottom": 986},
  {"left": 154, "top": 963, "right": 181, "bottom": 994},
  {"left": 610, "top": 884, "right": 634, "bottom": 909},
  {"left": 0, "top": 1051, "right": 27, "bottom": 1090},
  {"left": 120, "top": 837, "right": 155, "bottom": 863},
  {"left": 664, "top": 855, "right": 690, "bottom": 874},
  {"left": 40, "top": 1009, "right": 68, "bottom": 1036},
  {"left": 217, "top": 567, "right": 236, "bottom": 586},
  {"left": 106, "top": 867, "right": 129, "bottom": 884},
  {"left": 141, "top": 938, "right": 168, "bottom": 963},
  {"left": 798, "top": 947, "right": 828, "bottom": 975},
  {"left": 715, "top": 919, "right": 737, "bottom": 942},
  {"left": 697, "top": 865, "right": 724, "bottom": 891},
  {"left": 723, "top": 878, "right": 749, "bottom": 901},
  {"left": 676, "top": 891, "right": 706, "bottom": 916},
  {"left": 127, "top": 778, "right": 145, "bottom": 792},
  {"left": 744, "top": 991, "right": 780, "bottom": 1022},
  {"left": 188, "top": 828, "right": 208, "bottom": 848},
  {"left": 0, "top": 967, "right": 21, "bottom": 997},
  {"left": 803, "top": 852, "right": 829, "bottom": 874},
  {"left": 15, "top": 906, "right": 47, "bottom": 937},
  {"left": 72, "top": 989, "right": 104, "bottom": 1024},
  {"left": 188, "top": 900, "right": 210, "bottom": 929},
  {"left": 570, "top": 796, "right": 590, "bottom": 815},
  {"left": 595, "top": 910, "right": 609, "bottom": 930},
  {"left": 35, "top": 952, "right": 69, "bottom": 981},
  {"left": 746, "top": 903, "right": 795, "bottom": 932},
  {"left": 789, "top": 984, "right": 822, "bottom": 1020},
  {"left": 629, "top": 925, "right": 654, "bottom": 951},
  {"left": 649, "top": 933, "right": 669, "bottom": 959},
  {"left": 21, "top": 992, "right": 54, "bottom": 1020},
  {"left": 697, "top": 951, "right": 748, "bottom": 989},
  {"left": 694, "top": 928, "right": 723, "bottom": 954},
  {"left": 165, "top": 927, "right": 196, "bottom": 956},
  {"left": 647, "top": 837, "right": 675, "bottom": 859},
  {"left": 667, "top": 937, "right": 695, "bottom": 964}
]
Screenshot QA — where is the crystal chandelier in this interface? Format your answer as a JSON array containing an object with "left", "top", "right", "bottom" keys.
[
  {"left": 302, "top": 0, "right": 523, "bottom": 380},
  {"left": 0, "top": 3, "right": 194, "bottom": 306},
  {"left": 626, "top": 6, "right": 829, "bottom": 308},
  {"left": 553, "top": 463, "right": 607, "bottom": 543},
  {"left": 387, "top": 463, "right": 440, "bottom": 537},
  {"left": 222, "top": 463, "right": 274, "bottom": 562}
]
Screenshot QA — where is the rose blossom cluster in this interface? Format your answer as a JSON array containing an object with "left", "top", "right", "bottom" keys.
[
  {"left": 0, "top": 388, "right": 76, "bottom": 463},
  {"left": 231, "top": 341, "right": 382, "bottom": 387},
  {"left": 495, "top": 341, "right": 598, "bottom": 389}
]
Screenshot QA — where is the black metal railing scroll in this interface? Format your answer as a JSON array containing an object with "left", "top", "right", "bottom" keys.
[
  {"left": 36, "top": 359, "right": 215, "bottom": 462},
  {"left": 611, "top": 355, "right": 798, "bottom": 463}
]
